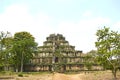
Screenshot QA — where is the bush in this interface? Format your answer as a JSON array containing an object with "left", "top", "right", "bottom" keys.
[{"left": 18, "top": 73, "right": 23, "bottom": 77}]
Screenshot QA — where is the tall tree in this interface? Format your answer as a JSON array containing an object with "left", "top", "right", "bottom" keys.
[
  {"left": 2, "top": 37, "right": 13, "bottom": 71},
  {"left": 95, "top": 27, "right": 120, "bottom": 80},
  {"left": 12, "top": 31, "right": 37, "bottom": 72},
  {"left": 0, "top": 31, "right": 12, "bottom": 71},
  {"left": 85, "top": 50, "right": 97, "bottom": 70}
]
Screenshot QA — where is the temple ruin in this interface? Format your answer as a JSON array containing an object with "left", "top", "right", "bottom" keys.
[{"left": 24, "top": 34, "right": 100, "bottom": 72}]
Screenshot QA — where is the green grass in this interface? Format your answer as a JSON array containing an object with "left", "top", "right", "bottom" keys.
[{"left": 0, "top": 71, "right": 15, "bottom": 76}]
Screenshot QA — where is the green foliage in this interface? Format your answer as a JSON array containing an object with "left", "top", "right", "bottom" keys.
[
  {"left": 84, "top": 54, "right": 93, "bottom": 70},
  {"left": 0, "top": 31, "right": 13, "bottom": 71},
  {"left": 54, "top": 64, "right": 62, "bottom": 72},
  {"left": 95, "top": 27, "right": 120, "bottom": 80},
  {"left": 84, "top": 50, "right": 98, "bottom": 70},
  {"left": 87, "top": 50, "right": 97, "bottom": 57},
  {"left": 12, "top": 31, "right": 37, "bottom": 72},
  {"left": 18, "top": 73, "right": 23, "bottom": 77}
]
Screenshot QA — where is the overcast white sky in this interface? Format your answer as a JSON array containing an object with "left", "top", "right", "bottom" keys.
[{"left": 0, "top": 0, "right": 120, "bottom": 53}]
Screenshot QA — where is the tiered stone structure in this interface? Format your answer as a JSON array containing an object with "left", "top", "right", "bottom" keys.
[{"left": 25, "top": 34, "right": 87, "bottom": 72}]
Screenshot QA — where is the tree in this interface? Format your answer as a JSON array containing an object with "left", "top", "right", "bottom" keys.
[
  {"left": 95, "top": 27, "right": 120, "bottom": 80},
  {"left": 87, "top": 50, "right": 97, "bottom": 57},
  {"left": 12, "top": 31, "right": 37, "bottom": 72},
  {"left": 85, "top": 50, "right": 97, "bottom": 70},
  {"left": 0, "top": 31, "right": 12, "bottom": 71},
  {"left": 84, "top": 55, "right": 93, "bottom": 70},
  {"left": 2, "top": 37, "right": 13, "bottom": 71}
]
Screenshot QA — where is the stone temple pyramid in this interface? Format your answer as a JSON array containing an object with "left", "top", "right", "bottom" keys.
[{"left": 24, "top": 34, "right": 88, "bottom": 72}]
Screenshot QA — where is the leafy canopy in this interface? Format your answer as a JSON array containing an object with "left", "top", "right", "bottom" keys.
[
  {"left": 95, "top": 27, "right": 120, "bottom": 79},
  {"left": 12, "top": 31, "right": 37, "bottom": 72}
]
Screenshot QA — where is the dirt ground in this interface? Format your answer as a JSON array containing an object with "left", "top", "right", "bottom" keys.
[
  {"left": 52, "top": 73, "right": 83, "bottom": 80},
  {"left": 0, "top": 71, "right": 120, "bottom": 80},
  {"left": 14, "top": 73, "right": 83, "bottom": 80}
]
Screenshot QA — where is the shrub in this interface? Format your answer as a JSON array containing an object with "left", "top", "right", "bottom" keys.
[{"left": 18, "top": 73, "right": 23, "bottom": 77}]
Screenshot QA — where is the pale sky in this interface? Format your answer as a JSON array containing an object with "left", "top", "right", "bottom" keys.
[{"left": 0, "top": 0, "right": 120, "bottom": 53}]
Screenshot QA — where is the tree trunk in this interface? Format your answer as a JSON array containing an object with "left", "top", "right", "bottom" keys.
[
  {"left": 4, "top": 66, "right": 9, "bottom": 71},
  {"left": 112, "top": 69, "right": 117, "bottom": 80},
  {"left": 16, "top": 68, "right": 18, "bottom": 72},
  {"left": 20, "top": 52, "right": 24, "bottom": 72},
  {"left": 15, "top": 65, "right": 18, "bottom": 72}
]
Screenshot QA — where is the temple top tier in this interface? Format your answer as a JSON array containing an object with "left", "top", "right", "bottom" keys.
[
  {"left": 37, "top": 33, "right": 83, "bottom": 55},
  {"left": 44, "top": 34, "right": 70, "bottom": 46},
  {"left": 46, "top": 34, "right": 65, "bottom": 41}
]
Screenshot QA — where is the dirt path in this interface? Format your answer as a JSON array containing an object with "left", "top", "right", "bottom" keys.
[
  {"left": 53, "top": 73, "right": 83, "bottom": 80},
  {"left": 14, "top": 73, "right": 83, "bottom": 80}
]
